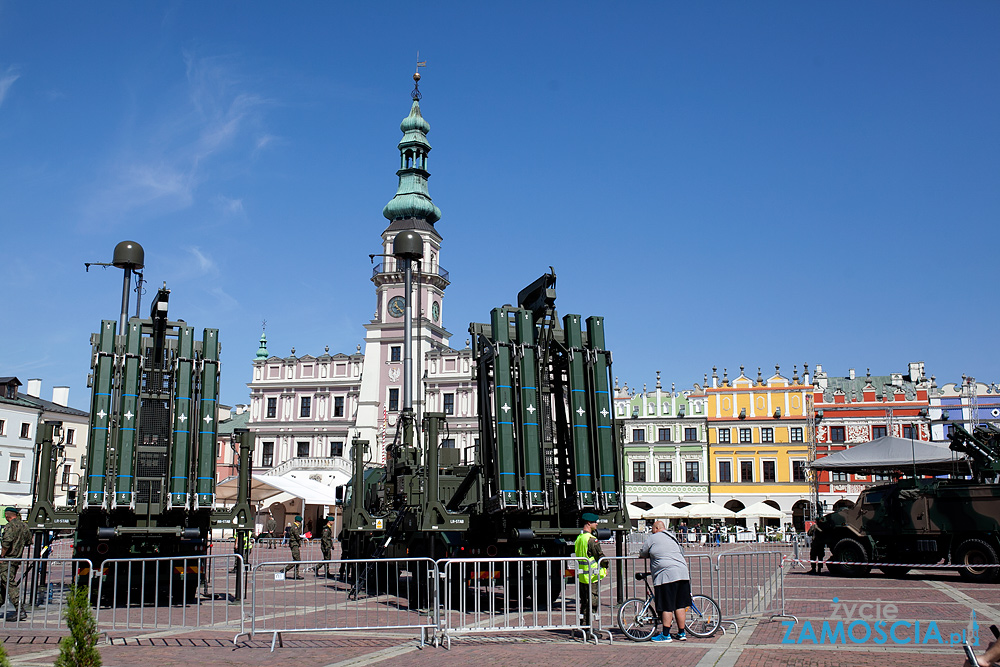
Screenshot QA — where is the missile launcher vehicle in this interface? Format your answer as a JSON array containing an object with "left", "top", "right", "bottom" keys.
[
  {"left": 820, "top": 424, "right": 1000, "bottom": 582},
  {"left": 340, "top": 270, "right": 630, "bottom": 573}
]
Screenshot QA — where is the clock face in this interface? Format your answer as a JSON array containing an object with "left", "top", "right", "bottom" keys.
[
  {"left": 388, "top": 296, "right": 405, "bottom": 318},
  {"left": 432, "top": 301, "right": 440, "bottom": 322}
]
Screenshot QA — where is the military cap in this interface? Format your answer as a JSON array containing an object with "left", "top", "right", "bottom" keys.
[
  {"left": 581, "top": 512, "right": 600, "bottom": 523},
  {"left": 3, "top": 507, "right": 18, "bottom": 514},
  {"left": 294, "top": 515, "right": 303, "bottom": 521}
]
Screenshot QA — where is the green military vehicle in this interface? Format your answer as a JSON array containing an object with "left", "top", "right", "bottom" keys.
[{"left": 821, "top": 424, "right": 1000, "bottom": 582}]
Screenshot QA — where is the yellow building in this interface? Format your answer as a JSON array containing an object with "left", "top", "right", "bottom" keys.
[{"left": 705, "top": 365, "right": 814, "bottom": 530}]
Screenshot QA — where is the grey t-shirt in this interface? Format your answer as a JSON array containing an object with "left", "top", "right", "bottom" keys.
[{"left": 639, "top": 531, "right": 690, "bottom": 585}]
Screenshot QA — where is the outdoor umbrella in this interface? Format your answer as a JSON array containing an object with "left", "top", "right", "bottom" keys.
[
  {"left": 641, "top": 502, "right": 691, "bottom": 519},
  {"left": 679, "top": 502, "right": 737, "bottom": 519},
  {"left": 736, "top": 501, "right": 785, "bottom": 519}
]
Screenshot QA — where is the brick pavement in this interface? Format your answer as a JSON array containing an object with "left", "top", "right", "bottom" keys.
[{"left": 0, "top": 562, "right": 995, "bottom": 666}]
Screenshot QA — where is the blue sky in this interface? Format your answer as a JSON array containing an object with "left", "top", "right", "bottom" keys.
[{"left": 1, "top": 2, "right": 998, "bottom": 408}]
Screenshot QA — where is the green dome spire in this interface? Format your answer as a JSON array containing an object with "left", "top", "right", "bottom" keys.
[
  {"left": 382, "top": 73, "right": 441, "bottom": 224},
  {"left": 255, "top": 329, "right": 268, "bottom": 360}
]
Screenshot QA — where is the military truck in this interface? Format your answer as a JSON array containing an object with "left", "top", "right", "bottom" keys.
[
  {"left": 339, "top": 266, "right": 629, "bottom": 592},
  {"left": 29, "top": 241, "right": 254, "bottom": 602},
  {"left": 821, "top": 424, "right": 1000, "bottom": 582}
]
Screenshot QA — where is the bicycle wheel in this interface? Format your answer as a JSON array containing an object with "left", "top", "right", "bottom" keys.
[
  {"left": 686, "top": 594, "right": 721, "bottom": 638},
  {"left": 617, "top": 597, "right": 659, "bottom": 641}
]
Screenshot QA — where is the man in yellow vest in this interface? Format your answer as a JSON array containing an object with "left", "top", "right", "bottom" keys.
[{"left": 574, "top": 512, "right": 607, "bottom": 628}]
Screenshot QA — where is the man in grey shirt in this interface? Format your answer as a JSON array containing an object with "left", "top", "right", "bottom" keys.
[{"left": 639, "top": 520, "right": 691, "bottom": 642}]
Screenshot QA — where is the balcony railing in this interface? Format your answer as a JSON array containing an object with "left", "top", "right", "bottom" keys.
[
  {"left": 267, "top": 456, "right": 353, "bottom": 476},
  {"left": 373, "top": 261, "right": 449, "bottom": 283}
]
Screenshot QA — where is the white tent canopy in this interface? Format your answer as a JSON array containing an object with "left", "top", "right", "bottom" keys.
[
  {"left": 681, "top": 502, "right": 737, "bottom": 519},
  {"left": 641, "top": 502, "right": 691, "bottom": 519},
  {"left": 809, "top": 436, "right": 966, "bottom": 475},
  {"left": 736, "top": 500, "right": 784, "bottom": 519}
]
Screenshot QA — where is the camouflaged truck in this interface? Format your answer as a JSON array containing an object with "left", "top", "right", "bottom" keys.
[{"left": 820, "top": 425, "right": 1000, "bottom": 582}]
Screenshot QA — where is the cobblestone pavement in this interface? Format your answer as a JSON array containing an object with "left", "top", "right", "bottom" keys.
[{"left": 1, "top": 562, "right": 995, "bottom": 666}]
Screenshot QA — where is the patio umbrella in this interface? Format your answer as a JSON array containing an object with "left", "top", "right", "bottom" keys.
[
  {"left": 736, "top": 500, "right": 785, "bottom": 519},
  {"left": 641, "top": 502, "right": 691, "bottom": 519},
  {"left": 679, "top": 502, "right": 737, "bottom": 519}
]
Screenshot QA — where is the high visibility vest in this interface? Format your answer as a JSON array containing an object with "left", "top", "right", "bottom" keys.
[{"left": 574, "top": 531, "right": 607, "bottom": 584}]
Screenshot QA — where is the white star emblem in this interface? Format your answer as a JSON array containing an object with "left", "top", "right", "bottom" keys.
[
  {"left": 527, "top": 404, "right": 536, "bottom": 415},
  {"left": 601, "top": 408, "right": 609, "bottom": 418},
  {"left": 96, "top": 409, "right": 107, "bottom": 420},
  {"left": 576, "top": 406, "right": 585, "bottom": 417},
  {"left": 203, "top": 414, "right": 213, "bottom": 424},
  {"left": 124, "top": 411, "right": 134, "bottom": 421},
  {"left": 501, "top": 403, "right": 511, "bottom": 414},
  {"left": 178, "top": 413, "right": 187, "bottom": 423}
]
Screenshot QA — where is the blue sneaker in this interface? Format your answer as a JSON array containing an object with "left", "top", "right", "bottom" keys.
[
  {"left": 651, "top": 633, "right": 672, "bottom": 642},
  {"left": 674, "top": 630, "right": 687, "bottom": 641}
]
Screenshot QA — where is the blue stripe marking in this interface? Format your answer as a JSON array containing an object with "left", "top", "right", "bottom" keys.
[
  {"left": 197, "top": 477, "right": 213, "bottom": 480},
  {"left": 123, "top": 394, "right": 139, "bottom": 398},
  {"left": 199, "top": 431, "right": 214, "bottom": 434},
  {"left": 174, "top": 431, "right": 189, "bottom": 435},
  {"left": 498, "top": 421, "right": 514, "bottom": 425},
  {"left": 526, "top": 473, "right": 542, "bottom": 476},
  {"left": 95, "top": 393, "right": 112, "bottom": 396},
  {"left": 575, "top": 474, "right": 591, "bottom": 477},
  {"left": 524, "top": 422, "right": 539, "bottom": 426},
  {"left": 170, "top": 476, "right": 187, "bottom": 479},
  {"left": 574, "top": 425, "right": 589, "bottom": 428},
  {"left": 600, "top": 474, "right": 616, "bottom": 478},
  {"left": 201, "top": 398, "right": 216, "bottom": 402},
  {"left": 118, "top": 475, "right": 133, "bottom": 478},
  {"left": 92, "top": 427, "right": 109, "bottom": 431},
  {"left": 598, "top": 426, "right": 611, "bottom": 429},
  {"left": 497, "top": 385, "right": 512, "bottom": 389},
  {"left": 88, "top": 474, "right": 105, "bottom": 478},
  {"left": 571, "top": 389, "right": 585, "bottom": 392},
  {"left": 120, "top": 428, "right": 136, "bottom": 431},
  {"left": 595, "top": 390, "right": 609, "bottom": 394},
  {"left": 175, "top": 397, "right": 190, "bottom": 400},
  {"left": 500, "top": 472, "right": 516, "bottom": 476},
  {"left": 501, "top": 489, "right": 518, "bottom": 493},
  {"left": 522, "top": 387, "right": 537, "bottom": 390}
]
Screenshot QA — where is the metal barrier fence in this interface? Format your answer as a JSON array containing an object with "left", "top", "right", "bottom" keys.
[
  {"left": 715, "top": 551, "right": 795, "bottom": 623},
  {"left": 0, "top": 557, "right": 93, "bottom": 630},
  {"left": 436, "top": 556, "right": 586, "bottom": 648},
  {"left": 94, "top": 554, "right": 246, "bottom": 632},
  {"left": 243, "top": 557, "right": 438, "bottom": 650}
]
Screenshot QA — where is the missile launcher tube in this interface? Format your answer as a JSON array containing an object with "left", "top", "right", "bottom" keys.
[
  {"left": 563, "top": 314, "right": 595, "bottom": 507},
  {"left": 114, "top": 318, "right": 143, "bottom": 506},
  {"left": 86, "top": 320, "right": 117, "bottom": 507},
  {"left": 196, "top": 328, "right": 220, "bottom": 506},
  {"left": 490, "top": 308, "right": 519, "bottom": 509},
  {"left": 585, "top": 316, "right": 620, "bottom": 511},
  {"left": 169, "top": 326, "right": 195, "bottom": 507},
  {"left": 515, "top": 309, "right": 546, "bottom": 507}
]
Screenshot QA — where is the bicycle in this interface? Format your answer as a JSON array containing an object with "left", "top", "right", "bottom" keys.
[{"left": 616, "top": 572, "right": 722, "bottom": 641}]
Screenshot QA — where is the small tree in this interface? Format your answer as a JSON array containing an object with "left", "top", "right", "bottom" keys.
[
  {"left": 55, "top": 586, "right": 101, "bottom": 667},
  {"left": 0, "top": 640, "right": 12, "bottom": 667}
]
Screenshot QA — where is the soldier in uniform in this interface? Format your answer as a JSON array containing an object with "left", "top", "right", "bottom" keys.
[
  {"left": 283, "top": 516, "right": 305, "bottom": 579},
  {"left": 574, "top": 512, "right": 607, "bottom": 629},
  {"left": 807, "top": 523, "right": 826, "bottom": 574},
  {"left": 313, "top": 517, "right": 334, "bottom": 577},
  {"left": 0, "top": 507, "right": 31, "bottom": 620},
  {"left": 264, "top": 513, "right": 277, "bottom": 549}
]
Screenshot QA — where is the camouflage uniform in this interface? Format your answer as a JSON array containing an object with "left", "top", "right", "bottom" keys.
[
  {"left": 808, "top": 524, "right": 825, "bottom": 574},
  {"left": 283, "top": 521, "right": 303, "bottom": 578},
  {"left": 265, "top": 517, "right": 277, "bottom": 548},
  {"left": 314, "top": 521, "right": 333, "bottom": 576},
  {"left": 0, "top": 514, "right": 31, "bottom": 616}
]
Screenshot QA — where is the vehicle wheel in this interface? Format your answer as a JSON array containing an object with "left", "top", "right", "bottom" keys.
[
  {"left": 617, "top": 598, "right": 659, "bottom": 641},
  {"left": 686, "top": 594, "right": 721, "bottom": 638},
  {"left": 879, "top": 566, "right": 911, "bottom": 577},
  {"left": 954, "top": 538, "right": 1000, "bottom": 583},
  {"left": 828, "top": 538, "right": 872, "bottom": 577}
]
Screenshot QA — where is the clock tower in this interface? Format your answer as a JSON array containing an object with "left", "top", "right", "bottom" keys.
[{"left": 355, "top": 72, "right": 451, "bottom": 456}]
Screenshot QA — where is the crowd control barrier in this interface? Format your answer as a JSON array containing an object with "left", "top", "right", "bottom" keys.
[
  {"left": 0, "top": 557, "right": 93, "bottom": 630},
  {"left": 93, "top": 554, "right": 246, "bottom": 632},
  {"left": 714, "top": 551, "right": 795, "bottom": 624},
  {"left": 242, "top": 557, "right": 438, "bottom": 650}
]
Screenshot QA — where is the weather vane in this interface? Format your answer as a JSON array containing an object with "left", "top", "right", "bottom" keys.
[{"left": 412, "top": 52, "right": 427, "bottom": 100}]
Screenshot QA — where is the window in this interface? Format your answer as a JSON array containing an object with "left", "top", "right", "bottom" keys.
[
  {"left": 872, "top": 425, "right": 887, "bottom": 439},
  {"left": 718, "top": 460, "right": 732, "bottom": 483},
  {"left": 761, "top": 427, "right": 774, "bottom": 443},
  {"left": 388, "top": 388, "right": 399, "bottom": 412},
  {"left": 831, "top": 471, "right": 848, "bottom": 482},
  {"left": 266, "top": 398, "right": 277, "bottom": 419},
  {"left": 66, "top": 429, "right": 75, "bottom": 445},
  {"left": 441, "top": 438, "right": 455, "bottom": 448},
  {"left": 8, "top": 460, "right": 19, "bottom": 482},
  {"left": 62, "top": 465, "right": 72, "bottom": 486},
  {"left": 658, "top": 428, "right": 671, "bottom": 442},
  {"left": 334, "top": 396, "right": 344, "bottom": 417},
  {"left": 740, "top": 460, "right": 754, "bottom": 483},
  {"left": 718, "top": 428, "right": 731, "bottom": 444},
  {"left": 330, "top": 441, "right": 344, "bottom": 457},
  {"left": 683, "top": 427, "right": 698, "bottom": 442},
  {"left": 790, "top": 427, "right": 804, "bottom": 442},
  {"left": 390, "top": 346, "right": 401, "bottom": 362},
  {"left": 762, "top": 460, "right": 776, "bottom": 482},
  {"left": 902, "top": 425, "right": 915, "bottom": 439},
  {"left": 658, "top": 461, "right": 672, "bottom": 483},
  {"left": 685, "top": 461, "right": 699, "bottom": 483},
  {"left": 0, "top": 420, "right": 4, "bottom": 435},
  {"left": 297, "top": 441, "right": 310, "bottom": 458},
  {"left": 872, "top": 472, "right": 892, "bottom": 481},
  {"left": 830, "top": 426, "right": 846, "bottom": 443},
  {"left": 946, "top": 424, "right": 957, "bottom": 439},
  {"left": 792, "top": 460, "right": 807, "bottom": 482},
  {"left": 262, "top": 442, "right": 274, "bottom": 467},
  {"left": 300, "top": 396, "right": 311, "bottom": 418},
  {"left": 443, "top": 393, "right": 455, "bottom": 415},
  {"left": 632, "top": 429, "right": 645, "bottom": 443},
  {"left": 739, "top": 428, "right": 752, "bottom": 443},
  {"left": 632, "top": 461, "right": 646, "bottom": 483},
  {"left": 20, "top": 422, "right": 30, "bottom": 439}
]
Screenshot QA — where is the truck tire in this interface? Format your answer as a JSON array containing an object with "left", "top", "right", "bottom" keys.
[
  {"left": 954, "top": 538, "right": 1000, "bottom": 583},
  {"left": 828, "top": 538, "right": 871, "bottom": 577}
]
